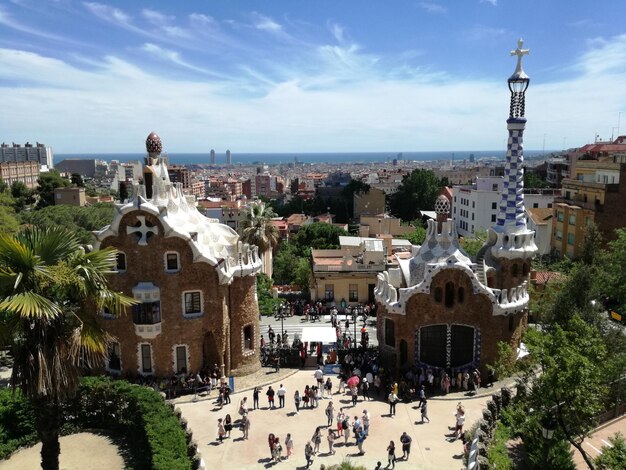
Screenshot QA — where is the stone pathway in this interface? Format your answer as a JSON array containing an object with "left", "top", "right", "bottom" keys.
[{"left": 0, "top": 432, "right": 124, "bottom": 470}]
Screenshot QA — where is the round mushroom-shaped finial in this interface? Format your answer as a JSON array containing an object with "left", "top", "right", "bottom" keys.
[
  {"left": 434, "top": 195, "right": 450, "bottom": 215},
  {"left": 146, "top": 132, "right": 162, "bottom": 155}
]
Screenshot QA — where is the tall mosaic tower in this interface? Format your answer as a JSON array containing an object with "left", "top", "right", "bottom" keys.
[{"left": 483, "top": 39, "right": 537, "bottom": 290}]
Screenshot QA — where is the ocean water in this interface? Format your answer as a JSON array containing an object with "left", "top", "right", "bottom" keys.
[{"left": 55, "top": 150, "right": 550, "bottom": 166}]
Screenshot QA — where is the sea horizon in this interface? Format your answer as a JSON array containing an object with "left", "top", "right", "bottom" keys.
[{"left": 55, "top": 149, "right": 554, "bottom": 166}]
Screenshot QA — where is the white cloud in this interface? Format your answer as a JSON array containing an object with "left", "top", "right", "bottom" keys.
[
  {"left": 329, "top": 22, "right": 344, "bottom": 43},
  {"left": 417, "top": 2, "right": 447, "bottom": 14},
  {"left": 141, "top": 9, "right": 173, "bottom": 26},
  {"left": 83, "top": 2, "right": 132, "bottom": 27},
  {"left": 0, "top": 5, "right": 69, "bottom": 41},
  {"left": 252, "top": 13, "right": 282, "bottom": 33},
  {"left": 480, "top": 0, "right": 497, "bottom": 6}
]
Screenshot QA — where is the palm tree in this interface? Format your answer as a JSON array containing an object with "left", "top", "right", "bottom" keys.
[
  {"left": 0, "top": 227, "right": 135, "bottom": 470},
  {"left": 240, "top": 201, "right": 279, "bottom": 276}
]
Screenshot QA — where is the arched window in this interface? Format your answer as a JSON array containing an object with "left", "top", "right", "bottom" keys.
[
  {"left": 434, "top": 287, "right": 442, "bottom": 303},
  {"left": 511, "top": 263, "right": 519, "bottom": 277},
  {"left": 458, "top": 287, "right": 465, "bottom": 304},
  {"left": 445, "top": 282, "right": 455, "bottom": 308},
  {"left": 522, "top": 263, "right": 529, "bottom": 276},
  {"left": 385, "top": 319, "right": 395, "bottom": 347},
  {"left": 399, "top": 340, "right": 408, "bottom": 365}
]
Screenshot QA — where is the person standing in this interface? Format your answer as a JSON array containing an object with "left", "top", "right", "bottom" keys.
[
  {"left": 362, "top": 409, "right": 371, "bottom": 436},
  {"left": 239, "top": 397, "right": 248, "bottom": 417},
  {"left": 336, "top": 409, "right": 345, "bottom": 436},
  {"left": 343, "top": 416, "right": 351, "bottom": 445},
  {"left": 388, "top": 389, "right": 398, "bottom": 417},
  {"left": 356, "top": 427, "right": 366, "bottom": 455},
  {"left": 305, "top": 441, "right": 314, "bottom": 468},
  {"left": 325, "top": 401, "right": 335, "bottom": 427},
  {"left": 421, "top": 399, "right": 430, "bottom": 423},
  {"left": 241, "top": 413, "right": 250, "bottom": 439},
  {"left": 266, "top": 386, "right": 276, "bottom": 409},
  {"left": 351, "top": 386, "right": 358, "bottom": 407},
  {"left": 416, "top": 385, "right": 426, "bottom": 407},
  {"left": 278, "top": 384, "right": 287, "bottom": 408},
  {"left": 285, "top": 433, "right": 293, "bottom": 459},
  {"left": 294, "top": 390, "right": 301, "bottom": 414},
  {"left": 224, "top": 414, "right": 232, "bottom": 437},
  {"left": 324, "top": 377, "right": 333, "bottom": 398},
  {"left": 311, "top": 427, "right": 322, "bottom": 454},
  {"left": 400, "top": 432, "right": 412, "bottom": 460},
  {"left": 361, "top": 378, "right": 370, "bottom": 401},
  {"left": 455, "top": 405, "right": 465, "bottom": 439},
  {"left": 253, "top": 386, "right": 260, "bottom": 410},
  {"left": 387, "top": 441, "right": 396, "bottom": 468},
  {"left": 314, "top": 366, "right": 324, "bottom": 388},
  {"left": 327, "top": 428, "right": 336, "bottom": 455}
]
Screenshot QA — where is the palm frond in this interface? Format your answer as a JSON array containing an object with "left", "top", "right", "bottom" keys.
[
  {"left": 17, "top": 227, "right": 81, "bottom": 265},
  {"left": 0, "top": 292, "right": 61, "bottom": 319}
]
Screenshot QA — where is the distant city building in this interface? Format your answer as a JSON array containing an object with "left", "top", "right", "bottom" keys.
[
  {"left": 551, "top": 157, "right": 626, "bottom": 258},
  {"left": 546, "top": 156, "right": 569, "bottom": 187},
  {"left": 54, "top": 187, "right": 86, "bottom": 207},
  {"left": 0, "top": 142, "right": 53, "bottom": 169},
  {"left": 452, "top": 176, "right": 557, "bottom": 237},
  {"left": 56, "top": 158, "right": 98, "bottom": 178},
  {"left": 210, "top": 149, "right": 216, "bottom": 165},
  {"left": 0, "top": 160, "right": 40, "bottom": 188},
  {"left": 226, "top": 149, "right": 232, "bottom": 165},
  {"left": 168, "top": 165, "right": 191, "bottom": 188}
]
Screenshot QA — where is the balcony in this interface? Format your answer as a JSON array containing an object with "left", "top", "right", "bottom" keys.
[
  {"left": 553, "top": 197, "right": 603, "bottom": 212},
  {"left": 313, "top": 262, "right": 386, "bottom": 273},
  {"left": 133, "top": 302, "right": 162, "bottom": 339}
]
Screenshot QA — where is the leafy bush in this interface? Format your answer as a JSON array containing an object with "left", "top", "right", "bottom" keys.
[
  {"left": 487, "top": 422, "right": 514, "bottom": 469},
  {"left": 0, "top": 377, "right": 193, "bottom": 470},
  {"left": 595, "top": 432, "right": 626, "bottom": 469},
  {"left": 0, "top": 389, "right": 37, "bottom": 459}
]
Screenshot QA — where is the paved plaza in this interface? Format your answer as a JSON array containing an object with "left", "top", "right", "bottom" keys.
[{"left": 177, "top": 369, "right": 494, "bottom": 470}]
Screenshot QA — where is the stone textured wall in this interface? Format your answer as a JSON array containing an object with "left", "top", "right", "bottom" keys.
[
  {"left": 377, "top": 268, "right": 527, "bottom": 374},
  {"left": 228, "top": 275, "right": 261, "bottom": 376},
  {"left": 98, "top": 210, "right": 260, "bottom": 378},
  {"left": 489, "top": 258, "right": 531, "bottom": 291}
]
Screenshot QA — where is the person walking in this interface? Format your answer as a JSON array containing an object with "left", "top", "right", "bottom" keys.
[
  {"left": 327, "top": 428, "right": 336, "bottom": 455},
  {"left": 285, "top": 433, "right": 293, "bottom": 459},
  {"left": 278, "top": 384, "right": 287, "bottom": 408},
  {"left": 324, "top": 377, "right": 333, "bottom": 398},
  {"left": 311, "top": 427, "right": 322, "bottom": 454},
  {"left": 241, "top": 413, "right": 250, "bottom": 440},
  {"left": 305, "top": 441, "right": 314, "bottom": 468},
  {"left": 325, "top": 401, "right": 335, "bottom": 427},
  {"left": 294, "top": 390, "right": 302, "bottom": 414},
  {"left": 400, "top": 432, "right": 412, "bottom": 460},
  {"left": 421, "top": 399, "right": 430, "bottom": 423},
  {"left": 388, "top": 389, "right": 398, "bottom": 417},
  {"left": 266, "top": 386, "right": 276, "bottom": 409},
  {"left": 361, "top": 378, "right": 370, "bottom": 401},
  {"left": 387, "top": 441, "right": 396, "bottom": 469},
  {"left": 217, "top": 418, "right": 226, "bottom": 443},
  {"left": 351, "top": 386, "right": 358, "bottom": 406},
  {"left": 455, "top": 405, "right": 466, "bottom": 439},
  {"left": 273, "top": 436, "right": 283, "bottom": 462},
  {"left": 239, "top": 397, "right": 248, "bottom": 417},
  {"left": 253, "top": 386, "right": 260, "bottom": 410},
  {"left": 314, "top": 365, "right": 324, "bottom": 388},
  {"left": 416, "top": 385, "right": 426, "bottom": 408},
  {"left": 362, "top": 409, "right": 371, "bottom": 436},
  {"left": 268, "top": 433, "right": 276, "bottom": 460}
]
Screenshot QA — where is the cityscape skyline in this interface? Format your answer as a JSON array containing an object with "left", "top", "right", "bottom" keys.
[{"left": 1, "top": 1, "right": 626, "bottom": 153}]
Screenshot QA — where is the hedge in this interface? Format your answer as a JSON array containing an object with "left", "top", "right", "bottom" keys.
[{"left": 0, "top": 377, "right": 193, "bottom": 470}]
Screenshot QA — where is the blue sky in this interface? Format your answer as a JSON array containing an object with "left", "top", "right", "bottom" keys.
[{"left": 1, "top": 0, "right": 626, "bottom": 153}]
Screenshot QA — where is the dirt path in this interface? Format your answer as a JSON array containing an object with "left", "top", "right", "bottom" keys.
[{"left": 0, "top": 432, "right": 125, "bottom": 470}]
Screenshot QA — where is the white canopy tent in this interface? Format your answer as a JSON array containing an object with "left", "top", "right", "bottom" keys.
[{"left": 300, "top": 326, "right": 337, "bottom": 344}]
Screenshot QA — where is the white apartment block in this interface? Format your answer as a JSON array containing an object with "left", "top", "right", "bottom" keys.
[{"left": 452, "top": 177, "right": 557, "bottom": 237}]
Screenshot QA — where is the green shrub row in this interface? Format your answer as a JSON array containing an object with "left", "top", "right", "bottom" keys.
[{"left": 0, "top": 377, "right": 194, "bottom": 470}]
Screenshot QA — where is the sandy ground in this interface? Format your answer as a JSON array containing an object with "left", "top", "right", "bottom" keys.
[{"left": 0, "top": 432, "right": 125, "bottom": 470}]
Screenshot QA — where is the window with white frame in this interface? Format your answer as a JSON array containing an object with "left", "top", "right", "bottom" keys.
[
  {"left": 183, "top": 291, "right": 203, "bottom": 317},
  {"left": 101, "top": 306, "right": 115, "bottom": 320},
  {"left": 174, "top": 345, "right": 188, "bottom": 373},
  {"left": 164, "top": 252, "right": 180, "bottom": 272},
  {"left": 243, "top": 325, "right": 254, "bottom": 351},
  {"left": 140, "top": 344, "right": 153, "bottom": 374},
  {"left": 107, "top": 342, "right": 121, "bottom": 372},
  {"left": 324, "top": 284, "right": 334, "bottom": 301}
]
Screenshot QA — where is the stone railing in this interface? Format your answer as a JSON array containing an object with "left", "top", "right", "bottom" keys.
[
  {"left": 172, "top": 404, "right": 207, "bottom": 470},
  {"left": 467, "top": 387, "right": 513, "bottom": 470}
]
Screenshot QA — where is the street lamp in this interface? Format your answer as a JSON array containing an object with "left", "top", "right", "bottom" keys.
[
  {"left": 541, "top": 414, "right": 556, "bottom": 440},
  {"left": 353, "top": 305, "right": 359, "bottom": 349}
]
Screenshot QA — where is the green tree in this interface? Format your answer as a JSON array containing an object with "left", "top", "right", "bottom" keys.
[
  {"left": 70, "top": 173, "right": 85, "bottom": 187},
  {"left": 460, "top": 228, "right": 488, "bottom": 260},
  {"left": 291, "top": 222, "right": 347, "bottom": 251},
  {"left": 19, "top": 203, "right": 115, "bottom": 245},
  {"left": 293, "top": 257, "right": 312, "bottom": 294},
  {"left": 388, "top": 169, "right": 446, "bottom": 221},
  {"left": 0, "top": 191, "right": 20, "bottom": 234},
  {"left": 118, "top": 181, "right": 129, "bottom": 202},
  {"left": 241, "top": 201, "right": 279, "bottom": 255},
  {"left": 514, "top": 316, "right": 609, "bottom": 470},
  {"left": 0, "top": 227, "right": 135, "bottom": 470},
  {"left": 272, "top": 242, "right": 301, "bottom": 285},
  {"left": 524, "top": 171, "right": 550, "bottom": 188},
  {"left": 10, "top": 181, "right": 35, "bottom": 212},
  {"left": 36, "top": 171, "right": 70, "bottom": 208},
  {"left": 595, "top": 432, "right": 626, "bottom": 470},
  {"left": 399, "top": 223, "right": 426, "bottom": 246}
]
